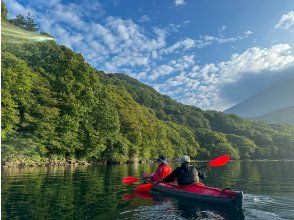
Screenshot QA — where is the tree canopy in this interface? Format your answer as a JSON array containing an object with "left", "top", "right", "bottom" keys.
[
  {"left": 1, "top": 0, "right": 8, "bottom": 21},
  {"left": 1, "top": 8, "right": 294, "bottom": 165},
  {"left": 8, "top": 13, "right": 39, "bottom": 32}
]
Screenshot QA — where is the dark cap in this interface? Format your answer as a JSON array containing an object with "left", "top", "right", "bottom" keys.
[{"left": 157, "top": 155, "right": 168, "bottom": 164}]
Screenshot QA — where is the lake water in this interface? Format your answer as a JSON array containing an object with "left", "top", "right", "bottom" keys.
[{"left": 2, "top": 161, "right": 294, "bottom": 219}]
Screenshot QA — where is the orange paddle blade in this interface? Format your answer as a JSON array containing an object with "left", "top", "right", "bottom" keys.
[
  {"left": 208, "top": 154, "right": 230, "bottom": 167},
  {"left": 135, "top": 183, "right": 153, "bottom": 192},
  {"left": 122, "top": 176, "right": 140, "bottom": 185}
]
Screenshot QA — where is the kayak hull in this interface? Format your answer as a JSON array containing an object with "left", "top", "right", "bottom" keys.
[{"left": 151, "top": 183, "right": 243, "bottom": 210}]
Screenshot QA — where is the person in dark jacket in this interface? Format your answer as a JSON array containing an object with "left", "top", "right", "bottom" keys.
[{"left": 163, "top": 155, "right": 206, "bottom": 186}]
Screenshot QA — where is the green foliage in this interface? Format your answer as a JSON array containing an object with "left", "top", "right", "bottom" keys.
[
  {"left": 2, "top": 16, "right": 294, "bottom": 165},
  {"left": 1, "top": 0, "right": 7, "bottom": 21},
  {"left": 1, "top": 133, "right": 47, "bottom": 165},
  {"left": 272, "top": 134, "right": 294, "bottom": 159},
  {"left": 8, "top": 13, "right": 39, "bottom": 32},
  {"left": 104, "top": 74, "right": 211, "bottom": 130},
  {"left": 195, "top": 129, "right": 239, "bottom": 159},
  {"left": 226, "top": 134, "right": 257, "bottom": 159},
  {"left": 1, "top": 52, "right": 36, "bottom": 139}
]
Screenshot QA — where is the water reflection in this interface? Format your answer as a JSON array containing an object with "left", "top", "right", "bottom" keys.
[
  {"left": 120, "top": 195, "right": 245, "bottom": 220},
  {"left": 2, "top": 161, "right": 294, "bottom": 219},
  {"left": 121, "top": 189, "right": 245, "bottom": 220}
]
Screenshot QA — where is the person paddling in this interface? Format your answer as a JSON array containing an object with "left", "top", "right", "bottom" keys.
[
  {"left": 145, "top": 156, "right": 172, "bottom": 182},
  {"left": 163, "top": 155, "right": 206, "bottom": 186}
]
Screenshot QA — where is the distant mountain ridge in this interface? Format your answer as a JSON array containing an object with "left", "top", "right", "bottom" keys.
[
  {"left": 224, "top": 78, "right": 294, "bottom": 118},
  {"left": 253, "top": 105, "right": 294, "bottom": 124}
]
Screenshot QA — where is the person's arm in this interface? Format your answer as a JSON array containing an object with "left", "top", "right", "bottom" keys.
[
  {"left": 196, "top": 167, "right": 206, "bottom": 179},
  {"left": 150, "top": 166, "right": 162, "bottom": 182},
  {"left": 163, "top": 168, "right": 179, "bottom": 183}
]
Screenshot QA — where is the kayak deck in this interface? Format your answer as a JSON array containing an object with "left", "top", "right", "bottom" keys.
[{"left": 151, "top": 183, "right": 243, "bottom": 210}]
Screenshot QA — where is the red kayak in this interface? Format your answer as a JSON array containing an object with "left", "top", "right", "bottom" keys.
[{"left": 151, "top": 182, "right": 243, "bottom": 210}]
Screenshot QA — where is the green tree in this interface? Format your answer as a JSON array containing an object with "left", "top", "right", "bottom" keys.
[
  {"left": 226, "top": 134, "right": 257, "bottom": 159},
  {"left": 1, "top": 0, "right": 8, "bottom": 21},
  {"left": 196, "top": 129, "right": 239, "bottom": 159},
  {"left": 24, "top": 13, "right": 39, "bottom": 32},
  {"left": 9, "top": 13, "right": 39, "bottom": 32},
  {"left": 1, "top": 52, "right": 35, "bottom": 139}
]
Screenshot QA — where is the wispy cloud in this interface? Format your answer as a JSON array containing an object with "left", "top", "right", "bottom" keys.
[
  {"left": 5, "top": 0, "right": 34, "bottom": 17},
  {"left": 275, "top": 11, "right": 294, "bottom": 30},
  {"left": 159, "top": 30, "right": 253, "bottom": 55},
  {"left": 139, "top": 15, "right": 150, "bottom": 23},
  {"left": 112, "top": 0, "right": 120, "bottom": 7},
  {"left": 159, "top": 38, "right": 195, "bottom": 55},
  {"left": 174, "top": 0, "right": 186, "bottom": 7},
  {"left": 148, "top": 55, "right": 196, "bottom": 81}
]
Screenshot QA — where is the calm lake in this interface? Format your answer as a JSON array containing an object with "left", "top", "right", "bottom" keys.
[{"left": 2, "top": 161, "right": 294, "bottom": 219}]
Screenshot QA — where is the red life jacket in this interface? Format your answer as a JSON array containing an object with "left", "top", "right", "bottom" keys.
[{"left": 151, "top": 163, "right": 172, "bottom": 182}]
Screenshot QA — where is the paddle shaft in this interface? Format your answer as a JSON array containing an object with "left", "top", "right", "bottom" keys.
[{"left": 198, "top": 165, "right": 208, "bottom": 170}]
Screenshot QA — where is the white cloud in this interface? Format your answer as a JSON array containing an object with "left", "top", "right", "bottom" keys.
[
  {"left": 147, "top": 55, "right": 196, "bottom": 81},
  {"left": 21, "top": 0, "right": 168, "bottom": 72},
  {"left": 275, "top": 11, "right": 294, "bottom": 30},
  {"left": 96, "top": 18, "right": 167, "bottom": 72},
  {"left": 6, "top": 0, "right": 282, "bottom": 111},
  {"left": 5, "top": 0, "right": 252, "bottom": 76},
  {"left": 217, "top": 44, "right": 294, "bottom": 83},
  {"left": 156, "top": 44, "right": 294, "bottom": 110},
  {"left": 174, "top": 0, "right": 186, "bottom": 7},
  {"left": 160, "top": 38, "right": 195, "bottom": 54},
  {"left": 201, "top": 31, "right": 252, "bottom": 44},
  {"left": 244, "top": 30, "right": 253, "bottom": 37},
  {"left": 149, "top": 64, "right": 175, "bottom": 81},
  {"left": 139, "top": 15, "right": 150, "bottom": 23},
  {"left": 5, "top": 0, "right": 34, "bottom": 17},
  {"left": 159, "top": 31, "right": 253, "bottom": 55}
]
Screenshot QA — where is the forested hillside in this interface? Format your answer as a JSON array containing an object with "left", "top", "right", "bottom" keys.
[
  {"left": 253, "top": 106, "right": 294, "bottom": 125},
  {"left": 2, "top": 3, "right": 294, "bottom": 165}
]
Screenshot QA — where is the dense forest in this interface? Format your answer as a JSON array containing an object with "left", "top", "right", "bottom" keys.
[{"left": 1, "top": 2, "right": 294, "bottom": 166}]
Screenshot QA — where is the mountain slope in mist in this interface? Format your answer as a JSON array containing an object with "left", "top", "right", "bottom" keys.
[{"left": 225, "top": 78, "right": 294, "bottom": 118}]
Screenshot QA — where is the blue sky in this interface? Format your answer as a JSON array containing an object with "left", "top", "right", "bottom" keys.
[{"left": 4, "top": 0, "right": 294, "bottom": 110}]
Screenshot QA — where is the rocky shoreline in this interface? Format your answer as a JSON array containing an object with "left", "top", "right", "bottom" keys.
[
  {"left": 2, "top": 160, "right": 91, "bottom": 168},
  {"left": 1, "top": 158, "right": 153, "bottom": 168}
]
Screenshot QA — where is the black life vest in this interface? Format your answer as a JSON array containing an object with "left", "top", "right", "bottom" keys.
[{"left": 177, "top": 165, "right": 199, "bottom": 186}]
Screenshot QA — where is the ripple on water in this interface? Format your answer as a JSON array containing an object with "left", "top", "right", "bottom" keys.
[
  {"left": 119, "top": 201, "right": 228, "bottom": 220},
  {"left": 2, "top": 161, "right": 294, "bottom": 220},
  {"left": 244, "top": 194, "right": 294, "bottom": 220}
]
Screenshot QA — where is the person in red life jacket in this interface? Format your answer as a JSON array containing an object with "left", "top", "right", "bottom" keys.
[
  {"left": 145, "top": 156, "right": 172, "bottom": 183},
  {"left": 163, "top": 155, "right": 206, "bottom": 186}
]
